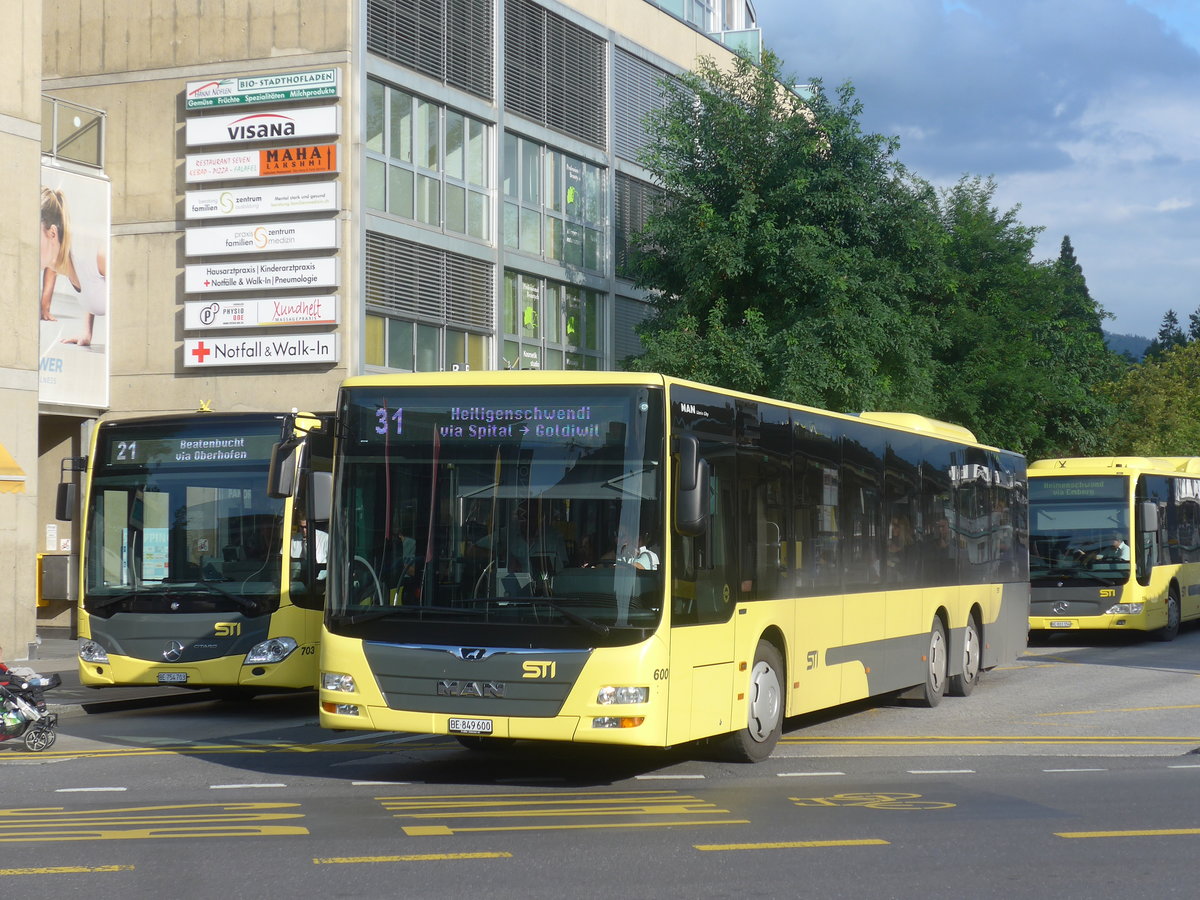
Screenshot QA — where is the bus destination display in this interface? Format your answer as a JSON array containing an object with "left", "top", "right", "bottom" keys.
[{"left": 104, "top": 433, "right": 277, "bottom": 466}]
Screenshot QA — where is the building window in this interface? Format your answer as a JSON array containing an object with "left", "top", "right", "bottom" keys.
[
  {"left": 502, "top": 134, "right": 605, "bottom": 273},
  {"left": 502, "top": 271, "right": 603, "bottom": 371},
  {"left": 366, "top": 79, "right": 491, "bottom": 241},
  {"left": 366, "top": 314, "right": 489, "bottom": 372}
]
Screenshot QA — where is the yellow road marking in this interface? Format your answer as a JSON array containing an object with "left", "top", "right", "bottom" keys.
[
  {"left": 0, "top": 802, "right": 307, "bottom": 842},
  {"left": 314, "top": 852, "right": 511, "bottom": 864},
  {"left": 1058, "top": 828, "right": 1200, "bottom": 839},
  {"left": 695, "top": 839, "right": 889, "bottom": 851},
  {"left": 1039, "top": 705, "right": 1200, "bottom": 717},
  {"left": 0, "top": 865, "right": 134, "bottom": 875},
  {"left": 402, "top": 818, "right": 750, "bottom": 835},
  {"left": 779, "top": 735, "right": 1200, "bottom": 745}
]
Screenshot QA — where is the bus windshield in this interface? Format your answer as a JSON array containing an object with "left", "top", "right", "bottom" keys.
[
  {"left": 83, "top": 417, "right": 286, "bottom": 616},
  {"left": 1029, "top": 475, "right": 1131, "bottom": 585},
  {"left": 330, "top": 385, "right": 664, "bottom": 645}
]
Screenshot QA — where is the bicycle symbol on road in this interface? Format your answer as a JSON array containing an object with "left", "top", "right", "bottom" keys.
[{"left": 791, "top": 792, "right": 956, "bottom": 810}]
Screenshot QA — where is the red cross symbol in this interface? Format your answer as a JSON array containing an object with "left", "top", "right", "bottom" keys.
[{"left": 191, "top": 341, "right": 212, "bottom": 363}]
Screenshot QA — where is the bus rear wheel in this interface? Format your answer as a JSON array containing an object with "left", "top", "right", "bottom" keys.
[
  {"left": 916, "top": 619, "right": 948, "bottom": 708},
  {"left": 948, "top": 615, "right": 981, "bottom": 697},
  {"left": 717, "top": 640, "right": 783, "bottom": 763},
  {"left": 1152, "top": 590, "right": 1181, "bottom": 642}
]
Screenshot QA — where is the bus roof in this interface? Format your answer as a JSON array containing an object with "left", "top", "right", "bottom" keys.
[{"left": 1029, "top": 456, "right": 1200, "bottom": 476}]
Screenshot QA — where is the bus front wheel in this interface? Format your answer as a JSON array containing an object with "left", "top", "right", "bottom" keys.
[
  {"left": 1152, "top": 590, "right": 1180, "bottom": 642},
  {"left": 717, "top": 640, "right": 783, "bottom": 763}
]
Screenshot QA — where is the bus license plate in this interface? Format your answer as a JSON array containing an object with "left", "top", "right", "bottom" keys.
[
  {"left": 157, "top": 672, "right": 188, "bottom": 683},
  {"left": 448, "top": 717, "right": 493, "bottom": 735},
  {"left": 1049, "top": 620, "right": 1074, "bottom": 629}
]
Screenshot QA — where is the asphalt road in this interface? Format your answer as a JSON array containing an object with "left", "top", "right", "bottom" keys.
[{"left": 3, "top": 628, "right": 1198, "bottom": 898}]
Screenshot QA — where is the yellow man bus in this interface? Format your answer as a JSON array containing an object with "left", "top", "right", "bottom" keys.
[
  {"left": 1029, "top": 456, "right": 1200, "bottom": 641},
  {"left": 309, "top": 372, "right": 1028, "bottom": 760},
  {"left": 64, "top": 412, "right": 331, "bottom": 697}
]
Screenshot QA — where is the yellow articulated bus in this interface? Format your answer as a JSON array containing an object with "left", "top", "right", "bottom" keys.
[
  {"left": 62, "top": 411, "right": 331, "bottom": 697},
  {"left": 305, "top": 372, "right": 1028, "bottom": 761},
  {"left": 1029, "top": 456, "right": 1200, "bottom": 641}
]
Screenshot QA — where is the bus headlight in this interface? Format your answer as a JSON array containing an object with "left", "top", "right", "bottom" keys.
[
  {"left": 1104, "top": 603, "right": 1144, "bottom": 615},
  {"left": 78, "top": 640, "right": 109, "bottom": 664},
  {"left": 596, "top": 686, "right": 648, "bottom": 705},
  {"left": 244, "top": 637, "right": 298, "bottom": 664},
  {"left": 322, "top": 672, "right": 356, "bottom": 693}
]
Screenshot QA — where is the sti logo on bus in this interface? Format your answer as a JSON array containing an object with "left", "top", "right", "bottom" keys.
[
  {"left": 437, "top": 680, "right": 505, "bottom": 698},
  {"left": 215, "top": 622, "right": 241, "bottom": 636},
  {"left": 522, "top": 661, "right": 556, "bottom": 678},
  {"left": 1099, "top": 589, "right": 1116, "bottom": 598}
]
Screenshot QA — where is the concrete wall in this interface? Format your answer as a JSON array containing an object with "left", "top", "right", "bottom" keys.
[
  {"left": 42, "top": 0, "right": 356, "bottom": 419},
  {"left": 0, "top": 0, "right": 43, "bottom": 660}
]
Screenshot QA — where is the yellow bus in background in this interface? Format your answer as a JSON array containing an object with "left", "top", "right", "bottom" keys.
[
  {"left": 1029, "top": 456, "right": 1200, "bottom": 641},
  {"left": 64, "top": 412, "right": 331, "bottom": 697},
  {"left": 310, "top": 372, "right": 1028, "bottom": 760}
]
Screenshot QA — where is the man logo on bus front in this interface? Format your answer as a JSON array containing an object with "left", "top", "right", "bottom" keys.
[{"left": 460, "top": 648, "right": 486, "bottom": 660}]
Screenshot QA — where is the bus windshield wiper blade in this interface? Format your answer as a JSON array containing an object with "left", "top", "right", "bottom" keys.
[
  {"left": 183, "top": 580, "right": 261, "bottom": 613},
  {"left": 341, "top": 604, "right": 476, "bottom": 625},
  {"left": 477, "top": 596, "right": 610, "bottom": 635},
  {"left": 86, "top": 592, "right": 141, "bottom": 611}
]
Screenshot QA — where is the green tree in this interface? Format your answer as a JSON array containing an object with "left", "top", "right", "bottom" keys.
[
  {"left": 627, "top": 53, "right": 946, "bottom": 414},
  {"left": 1144, "top": 309, "right": 1187, "bottom": 359},
  {"left": 928, "top": 183, "right": 1120, "bottom": 456},
  {"left": 1106, "top": 342, "right": 1200, "bottom": 454}
]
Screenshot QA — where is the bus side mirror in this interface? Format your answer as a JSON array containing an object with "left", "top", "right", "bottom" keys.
[
  {"left": 310, "top": 471, "right": 332, "bottom": 524},
  {"left": 1140, "top": 501, "right": 1159, "bottom": 532},
  {"left": 55, "top": 482, "right": 76, "bottom": 522},
  {"left": 267, "top": 440, "right": 301, "bottom": 498},
  {"left": 675, "top": 435, "right": 709, "bottom": 537}
]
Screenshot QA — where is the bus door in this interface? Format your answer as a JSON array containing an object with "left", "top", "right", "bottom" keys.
[{"left": 665, "top": 387, "right": 738, "bottom": 745}]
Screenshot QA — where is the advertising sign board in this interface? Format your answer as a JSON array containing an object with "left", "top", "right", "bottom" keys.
[
  {"left": 185, "top": 68, "right": 339, "bottom": 110},
  {"left": 184, "top": 333, "right": 339, "bottom": 367},
  {"left": 185, "top": 144, "right": 338, "bottom": 182},
  {"left": 185, "top": 257, "right": 340, "bottom": 293},
  {"left": 184, "top": 182, "right": 340, "bottom": 219},
  {"left": 185, "top": 106, "right": 340, "bottom": 147},
  {"left": 184, "top": 296, "right": 338, "bottom": 330},
  {"left": 185, "top": 219, "right": 339, "bottom": 256}
]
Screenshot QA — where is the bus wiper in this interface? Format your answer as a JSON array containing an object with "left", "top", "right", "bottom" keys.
[
  {"left": 184, "top": 579, "right": 261, "bottom": 613},
  {"left": 341, "top": 604, "right": 476, "bottom": 625},
  {"left": 86, "top": 592, "right": 141, "bottom": 611},
  {"left": 478, "top": 596, "right": 610, "bottom": 635}
]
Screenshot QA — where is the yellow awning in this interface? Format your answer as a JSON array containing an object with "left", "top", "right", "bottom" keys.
[{"left": 0, "top": 442, "right": 26, "bottom": 494}]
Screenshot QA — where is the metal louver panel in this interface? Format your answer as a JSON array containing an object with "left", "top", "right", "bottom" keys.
[
  {"left": 614, "top": 295, "right": 652, "bottom": 361},
  {"left": 366, "top": 231, "right": 494, "bottom": 330},
  {"left": 614, "top": 49, "right": 669, "bottom": 162},
  {"left": 367, "top": 0, "right": 494, "bottom": 101},
  {"left": 615, "top": 173, "right": 661, "bottom": 279},
  {"left": 504, "top": 0, "right": 606, "bottom": 147}
]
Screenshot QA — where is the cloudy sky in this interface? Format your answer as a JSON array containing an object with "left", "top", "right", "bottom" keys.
[{"left": 752, "top": 0, "right": 1200, "bottom": 339}]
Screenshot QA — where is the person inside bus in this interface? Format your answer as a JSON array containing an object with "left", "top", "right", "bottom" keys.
[
  {"left": 1082, "top": 532, "right": 1130, "bottom": 564},
  {"left": 291, "top": 513, "right": 329, "bottom": 581},
  {"left": 605, "top": 524, "right": 659, "bottom": 570}
]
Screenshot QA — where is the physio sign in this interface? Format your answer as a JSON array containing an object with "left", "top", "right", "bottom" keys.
[{"left": 184, "top": 296, "right": 338, "bottom": 330}]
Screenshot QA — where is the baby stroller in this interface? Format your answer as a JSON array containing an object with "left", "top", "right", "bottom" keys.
[{"left": 0, "top": 670, "right": 61, "bottom": 752}]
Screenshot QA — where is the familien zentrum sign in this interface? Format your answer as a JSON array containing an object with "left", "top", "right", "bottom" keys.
[
  {"left": 185, "top": 106, "right": 340, "bottom": 147},
  {"left": 185, "top": 220, "right": 339, "bottom": 256},
  {"left": 185, "top": 182, "right": 340, "bottom": 219},
  {"left": 185, "top": 144, "right": 338, "bottom": 183},
  {"left": 184, "top": 334, "right": 339, "bottom": 368},
  {"left": 185, "top": 68, "right": 340, "bottom": 110}
]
